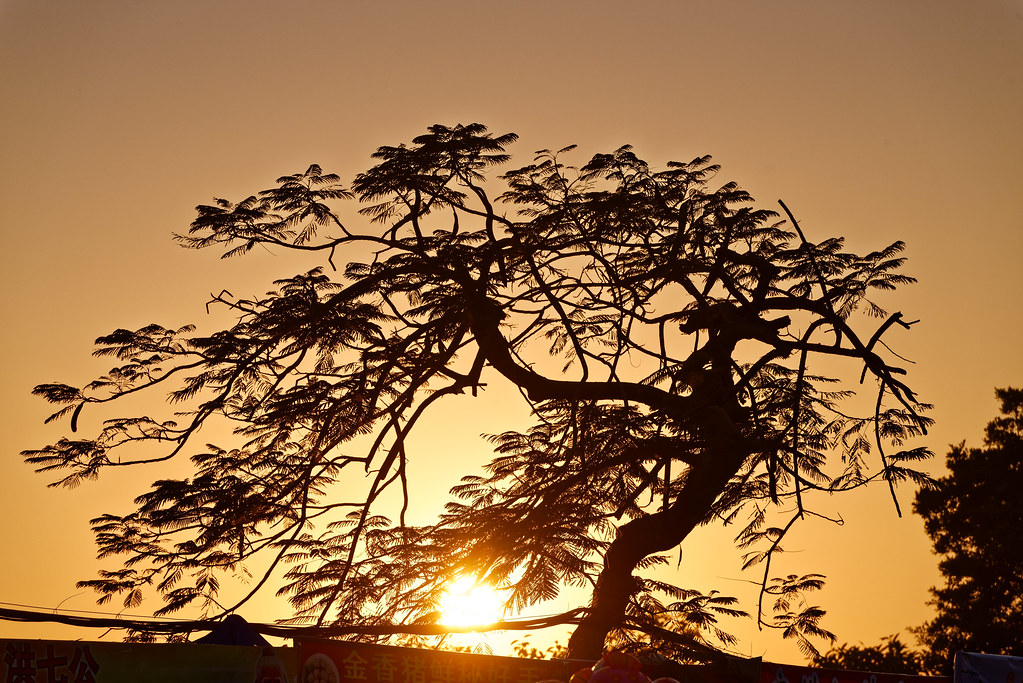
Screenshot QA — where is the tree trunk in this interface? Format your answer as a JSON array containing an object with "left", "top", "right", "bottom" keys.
[
  {"left": 468, "top": 301, "right": 755, "bottom": 659},
  {"left": 566, "top": 406, "right": 751, "bottom": 660}
]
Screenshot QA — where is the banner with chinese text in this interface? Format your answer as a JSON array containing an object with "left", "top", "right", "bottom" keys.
[{"left": 298, "top": 640, "right": 580, "bottom": 683}]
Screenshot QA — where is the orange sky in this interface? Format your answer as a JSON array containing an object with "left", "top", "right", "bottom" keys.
[{"left": 1, "top": 0, "right": 1021, "bottom": 664}]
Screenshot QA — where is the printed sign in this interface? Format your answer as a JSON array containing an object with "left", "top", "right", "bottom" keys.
[
  {"left": 298, "top": 640, "right": 580, "bottom": 683},
  {"left": 0, "top": 639, "right": 291, "bottom": 683},
  {"left": 954, "top": 651, "right": 1023, "bottom": 683}
]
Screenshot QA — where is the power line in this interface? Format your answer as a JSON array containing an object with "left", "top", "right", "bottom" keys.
[
  {"left": 0, "top": 600, "right": 196, "bottom": 622},
  {"left": 0, "top": 603, "right": 588, "bottom": 640}
]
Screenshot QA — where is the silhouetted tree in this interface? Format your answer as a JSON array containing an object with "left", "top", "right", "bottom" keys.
[
  {"left": 812, "top": 634, "right": 927, "bottom": 675},
  {"left": 24, "top": 123, "right": 932, "bottom": 660},
  {"left": 913, "top": 387, "right": 1023, "bottom": 672}
]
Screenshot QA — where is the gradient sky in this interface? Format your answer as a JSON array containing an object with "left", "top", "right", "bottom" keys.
[{"left": 1, "top": 0, "right": 1021, "bottom": 664}]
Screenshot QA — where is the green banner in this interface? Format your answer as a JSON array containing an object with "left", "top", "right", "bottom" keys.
[{"left": 1, "top": 639, "right": 296, "bottom": 683}]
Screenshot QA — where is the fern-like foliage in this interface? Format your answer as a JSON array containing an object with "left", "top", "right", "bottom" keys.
[{"left": 23, "top": 123, "right": 931, "bottom": 659}]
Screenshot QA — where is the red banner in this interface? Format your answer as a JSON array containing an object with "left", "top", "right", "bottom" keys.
[{"left": 298, "top": 640, "right": 580, "bottom": 683}]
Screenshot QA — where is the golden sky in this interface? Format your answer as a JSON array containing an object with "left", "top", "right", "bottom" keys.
[{"left": 1, "top": 0, "right": 1021, "bottom": 664}]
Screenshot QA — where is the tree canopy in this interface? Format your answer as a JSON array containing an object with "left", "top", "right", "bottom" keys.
[
  {"left": 813, "top": 634, "right": 927, "bottom": 675},
  {"left": 24, "top": 123, "right": 932, "bottom": 660},
  {"left": 913, "top": 387, "right": 1023, "bottom": 671}
]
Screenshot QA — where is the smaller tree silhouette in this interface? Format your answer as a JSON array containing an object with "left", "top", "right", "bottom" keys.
[
  {"left": 913, "top": 387, "right": 1023, "bottom": 673},
  {"left": 813, "top": 634, "right": 927, "bottom": 675}
]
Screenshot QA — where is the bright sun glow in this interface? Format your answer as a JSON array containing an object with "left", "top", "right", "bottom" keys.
[{"left": 438, "top": 576, "right": 505, "bottom": 627}]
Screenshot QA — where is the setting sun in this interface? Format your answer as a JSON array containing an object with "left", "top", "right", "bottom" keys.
[{"left": 438, "top": 577, "right": 505, "bottom": 627}]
